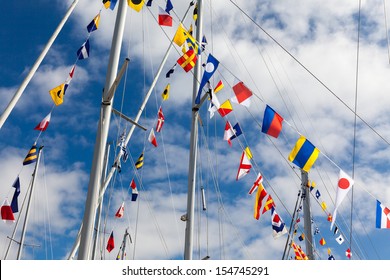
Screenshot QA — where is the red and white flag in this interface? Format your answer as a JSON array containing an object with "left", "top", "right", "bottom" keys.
[
  {"left": 330, "top": 169, "right": 354, "bottom": 229},
  {"left": 34, "top": 112, "right": 51, "bottom": 131},
  {"left": 106, "top": 231, "right": 115, "bottom": 253},
  {"left": 223, "top": 121, "right": 233, "bottom": 146},
  {"left": 148, "top": 128, "right": 158, "bottom": 147},
  {"left": 231, "top": 80, "right": 253, "bottom": 107},
  {"left": 156, "top": 106, "right": 165, "bottom": 132},
  {"left": 115, "top": 202, "right": 125, "bottom": 218},
  {"left": 345, "top": 248, "right": 352, "bottom": 259},
  {"left": 1, "top": 199, "right": 15, "bottom": 224},
  {"left": 236, "top": 151, "right": 252, "bottom": 180},
  {"left": 248, "top": 173, "right": 263, "bottom": 195},
  {"left": 158, "top": 6, "right": 172, "bottom": 26}
]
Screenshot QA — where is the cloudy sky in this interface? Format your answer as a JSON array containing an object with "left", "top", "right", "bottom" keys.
[{"left": 1, "top": 0, "right": 390, "bottom": 262}]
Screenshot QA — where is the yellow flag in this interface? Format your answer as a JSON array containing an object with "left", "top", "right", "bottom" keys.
[
  {"left": 128, "top": 0, "right": 144, "bottom": 12},
  {"left": 49, "top": 83, "right": 65, "bottom": 106},
  {"left": 321, "top": 201, "right": 327, "bottom": 210},
  {"left": 173, "top": 23, "right": 187, "bottom": 47},
  {"left": 244, "top": 146, "right": 253, "bottom": 160},
  {"left": 162, "top": 84, "right": 170, "bottom": 100}
]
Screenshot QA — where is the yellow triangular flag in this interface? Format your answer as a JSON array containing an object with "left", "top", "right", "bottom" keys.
[
  {"left": 162, "top": 84, "right": 170, "bottom": 100},
  {"left": 49, "top": 83, "right": 65, "bottom": 106}
]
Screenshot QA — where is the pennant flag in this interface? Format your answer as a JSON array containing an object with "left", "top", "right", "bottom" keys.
[
  {"left": 298, "top": 234, "right": 305, "bottom": 241},
  {"left": 1, "top": 199, "right": 15, "bottom": 224},
  {"left": 335, "top": 234, "right": 344, "bottom": 245},
  {"left": 132, "top": 188, "right": 139, "bottom": 201},
  {"left": 115, "top": 202, "right": 125, "bottom": 218},
  {"left": 262, "top": 195, "right": 275, "bottom": 214},
  {"left": 34, "top": 112, "right": 51, "bottom": 131},
  {"left": 128, "top": 0, "right": 144, "bottom": 12},
  {"left": 345, "top": 248, "right": 352, "bottom": 259},
  {"left": 165, "top": 0, "right": 173, "bottom": 13},
  {"left": 319, "top": 238, "right": 326, "bottom": 246},
  {"left": 49, "top": 83, "right": 65, "bottom": 106},
  {"left": 10, "top": 177, "right": 21, "bottom": 213},
  {"left": 166, "top": 63, "right": 176, "bottom": 78},
  {"left": 196, "top": 54, "right": 219, "bottom": 104},
  {"left": 106, "top": 231, "right": 115, "bottom": 252},
  {"left": 146, "top": 0, "right": 153, "bottom": 6},
  {"left": 291, "top": 241, "right": 308, "bottom": 260},
  {"left": 315, "top": 190, "right": 321, "bottom": 199},
  {"left": 231, "top": 80, "right": 253, "bottom": 107},
  {"left": 375, "top": 200, "right": 390, "bottom": 229},
  {"left": 130, "top": 179, "right": 137, "bottom": 190},
  {"left": 229, "top": 123, "right": 242, "bottom": 141},
  {"left": 236, "top": 151, "right": 252, "bottom": 180},
  {"left": 156, "top": 106, "right": 165, "bottom": 132},
  {"left": 135, "top": 152, "right": 144, "bottom": 169},
  {"left": 330, "top": 169, "right": 354, "bottom": 230},
  {"left": 177, "top": 49, "right": 197, "bottom": 72},
  {"left": 148, "top": 128, "right": 158, "bottom": 147},
  {"left": 218, "top": 99, "right": 233, "bottom": 117},
  {"left": 271, "top": 207, "right": 288, "bottom": 238},
  {"left": 213, "top": 80, "right": 224, "bottom": 94},
  {"left": 87, "top": 13, "right": 100, "bottom": 33},
  {"left": 103, "top": 0, "right": 117, "bottom": 10},
  {"left": 223, "top": 121, "right": 233, "bottom": 146},
  {"left": 261, "top": 105, "right": 283, "bottom": 138},
  {"left": 23, "top": 144, "right": 38, "bottom": 165},
  {"left": 249, "top": 173, "right": 263, "bottom": 195},
  {"left": 158, "top": 6, "right": 172, "bottom": 26},
  {"left": 254, "top": 180, "right": 268, "bottom": 220},
  {"left": 321, "top": 201, "right": 327, "bottom": 210},
  {"left": 76, "top": 39, "right": 90, "bottom": 60},
  {"left": 161, "top": 83, "right": 170, "bottom": 100},
  {"left": 173, "top": 23, "right": 187, "bottom": 47},
  {"left": 288, "top": 135, "right": 320, "bottom": 172}
]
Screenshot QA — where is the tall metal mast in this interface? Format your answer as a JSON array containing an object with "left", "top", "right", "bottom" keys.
[
  {"left": 184, "top": 0, "right": 204, "bottom": 260},
  {"left": 301, "top": 170, "right": 314, "bottom": 260},
  {"left": 0, "top": 0, "right": 79, "bottom": 130},
  {"left": 77, "top": 0, "right": 128, "bottom": 260},
  {"left": 17, "top": 146, "right": 44, "bottom": 260}
]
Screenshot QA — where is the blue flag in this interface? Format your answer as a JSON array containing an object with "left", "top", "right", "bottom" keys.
[
  {"left": 11, "top": 177, "right": 21, "bottom": 213},
  {"left": 77, "top": 39, "right": 90, "bottom": 60},
  {"left": 196, "top": 53, "right": 219, "bottom": 104},
  {"left": 165, "top": 0, "right": 173, "bottom": 14}
]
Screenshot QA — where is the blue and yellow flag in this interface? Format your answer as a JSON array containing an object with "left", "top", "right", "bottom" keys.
[
  {"left": 87, "top": 13, "right": 100, "bottom": 33},
  {"left": 288, "top": 136, "right": 319, "bottom": 172},
  {"left": 103, "top": 0, "right": 117, "bottom": 10},
  {"left": 23, "top": 144, "right": 38, "bottom": 165}
]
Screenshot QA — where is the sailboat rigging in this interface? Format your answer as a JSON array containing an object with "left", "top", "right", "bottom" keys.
[{"left": 1, "top": 0, "right": 390, "bottom": 261}]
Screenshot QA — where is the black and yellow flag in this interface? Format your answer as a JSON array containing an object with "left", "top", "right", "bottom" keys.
[
  {"left": 162, "top": 84, "right": 170, "bottom": 100},
  {"left": 135, "top": 152, "right": 144, "bottom": 169},
  {"left": 23, "top": 144, "right": 38, "bottom": 165},
  {"left": 128, "top": 0, "right": 145, "bottom": 12},
  {"left": 49, "top": 83, "right": 65, "bottom": 106}
]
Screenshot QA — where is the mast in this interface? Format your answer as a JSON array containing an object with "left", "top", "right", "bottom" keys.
[
  {"left": 77, "top": 0, "right": 128, "bottom": 260},
  {"left": 16, "top": 146, "right": 44, "bottom": 260},
  {"left": 301, "top": 170, "right": 314, "bottom": 260},
  {"left": 184, "top": 0, "right": 204, "bottom": 260},
  {"left": 0, "top": 0, "right": 79, "bottom": 130}
]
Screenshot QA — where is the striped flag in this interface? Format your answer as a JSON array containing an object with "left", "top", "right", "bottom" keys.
[
  {"left": 254, "top": 182, "right": 267, "bottom": 220},
  {"left": 23, "top": 144, "right": 38, "bottom": 165},
  {"left": 76, "top": 39, "right": 90, "bottom": 60},
  {"left": 177, "top": 49, "right": 197, "bottom": 72},
  {"left": 376, "top": 200, "right": 390, "bottom": 229},
  {"left": 148, "top": 128, "right": 158, "bottom": 147},
  {"left": 1, "top": 199, "right": 15, "bottom": 224},
  {"left": 34, "top": 112, "right": 51, "bottom": 131},
  {"left": 262, "top": 195, "right": 275, "bottom": 214},
  {"left": 135, "top": 153, "right": 144, "bottom": 169},
  {"left": 156, "top": 106, "right": 165, "bottom": 132},
  {"left": 236, "top": 151, "right": 252, "bottom": 180}
]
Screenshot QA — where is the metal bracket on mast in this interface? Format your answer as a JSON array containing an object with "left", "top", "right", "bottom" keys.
[
  {"left": 102, "top": 57, "right": 130, "bottom": 105},
  {"left": 112, "top": 108, "right": 147, "bottom": 131}
]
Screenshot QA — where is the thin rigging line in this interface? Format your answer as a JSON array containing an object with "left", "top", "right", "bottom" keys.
[{"left": 229, "top": 0, "right": 390, "bottom": 147}]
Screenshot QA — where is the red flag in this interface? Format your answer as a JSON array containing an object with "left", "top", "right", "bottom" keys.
[
  {"left": 158, "top": 6, "right": 173, "bottom": 26},
  {"left": 106, "top": 231, "right": 115, "bottom": 253},
  {"left": 34, "top": 112, "right": 51, "bottom": 131},
  {"left": 156, "top": 106, "right": 165, "bottom": 132},
  {"left": 115, "top": 202, "right": 125, "bottom": 218},
  {"left": 231, "top": 81, "right": 253, "bottom": 107},
  {"left": 177, "top": 49, "right": 197, "bottom": 72},
  {"left": 345, "top": 248, "right": 352, "bottom": 259},
  {"left": 1, "top": 199, "right": 15, "bottom": 224},
  {"left": 148, "top": 128, "right": 158, "bottom": 147},
  {"left": 130, "top": 179, "right": 137, "bottom": 190},
  {"left": 223, "top": 121, "right": 233, "bottom": 146}
]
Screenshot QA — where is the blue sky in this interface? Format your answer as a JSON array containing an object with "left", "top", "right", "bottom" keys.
[{"left": 1, "top": 0, "right": 390, "bottom": 261}]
